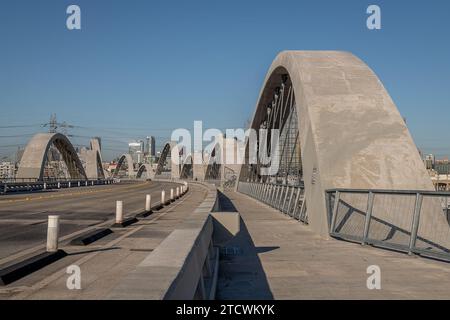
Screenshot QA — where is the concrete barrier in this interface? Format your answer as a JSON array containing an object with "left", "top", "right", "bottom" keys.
[{"left": 109, "top": 181, "right": 240, "bottom": 300}]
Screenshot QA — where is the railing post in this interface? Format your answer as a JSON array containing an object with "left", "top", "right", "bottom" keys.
[
  {"left": 287, "top": 187, "right": 295, "bottom": 216},
  {"left": 408, "top": 192, "right": 423, "bottom": 255},
  {"left": 362, "top": 191, "right": 375, "bottom": 245},
  {"left": 329, "top": 191, "right": 340, "bottom": 234},
  {"left": 282, "top": 186, "right": 290, "bottom": 213}
]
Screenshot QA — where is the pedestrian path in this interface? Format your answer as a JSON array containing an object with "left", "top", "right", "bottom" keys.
[{"left": 217, "top": 191, "right": 450, "bottom": 299}]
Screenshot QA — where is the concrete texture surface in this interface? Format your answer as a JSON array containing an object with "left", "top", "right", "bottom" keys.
[
  {"left": 239, "top": 51, "right": 435, "bottom": 237},
  {"left": 217, "top": 191, "right": 450, "bottom": 299}
]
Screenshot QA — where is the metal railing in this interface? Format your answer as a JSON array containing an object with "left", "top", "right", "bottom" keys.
[
  {"left": 1, "top": 179, "right": 115, "bottom": 195},
  {"left": 327, "top": 188, "right": 450, "bottom": 262},
  {"left": 237, "top": 181, "right": 307, "bottom": 223}
]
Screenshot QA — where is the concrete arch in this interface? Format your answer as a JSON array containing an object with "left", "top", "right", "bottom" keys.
[
  {"left": 204, "top": 142, "right": 222, "bottom": 181},
  {"left": 180, "top": 154, "right": 193, "bottom": 179},
  {"left": 155, "top": 141, "right": 181, "bottom": 178},
  {"left": 237, "top": 51, "right": 434, "bottom": 236},
  {"left": 80, "top": 138, "right": 105, "bottom": 179},
  {"left": 136, "top": 164, "right": 154, "bottom": 179},
  {"left": 83, "top": 150, "right": 105, "bottom": 179},
  {"left": 113, "top": 154, "right": 135, "bottom": 178},
  {"left": 16, "top": 133, "right": 87, "bottom": 181}
]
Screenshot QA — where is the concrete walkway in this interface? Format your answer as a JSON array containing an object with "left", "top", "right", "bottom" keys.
[{"left": 217, "top": 191, "right": 450, "bottom": 299}]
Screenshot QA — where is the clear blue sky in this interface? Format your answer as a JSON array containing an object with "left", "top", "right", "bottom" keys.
[{"left": 1, "top": 0, "right": 450, "bottom": 161}]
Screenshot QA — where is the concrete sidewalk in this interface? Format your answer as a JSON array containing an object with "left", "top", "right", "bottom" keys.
[{"left": 217, "top": 191, "right": 450, "bottom": 299}]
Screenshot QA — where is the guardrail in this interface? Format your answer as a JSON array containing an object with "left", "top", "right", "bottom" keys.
[
  {"left": 1, "top": 179, "right": 115, "bottom": 195},
  {"left": 237, "top": 181, "right": 307, "bottom": 223},
  {"left": 326, "top": 188, "right": 450, "bottom": 262}
]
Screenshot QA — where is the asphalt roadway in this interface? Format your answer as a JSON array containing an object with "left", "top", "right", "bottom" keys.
[{"left": 0, "top": 180, "right": 180, "bottom": 263}]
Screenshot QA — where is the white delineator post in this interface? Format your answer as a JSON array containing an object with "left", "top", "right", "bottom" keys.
[
  {"left": 145, "top": 194, "right": 151, "bottom": 211},
  {"left": 46, "top": 215, "right": 60, "bottom": 252},
  {"left": 116, "top": 201, "right": 123, "bottom": 224},
  {"left": 170, "top": 189, "right": 174, "bottom": 201},
  {"left": 161, "top": 190, "right": 165, "bottom": 205},
  {"left": 176, "top": 187, "right": 179, "bottom": 198}
]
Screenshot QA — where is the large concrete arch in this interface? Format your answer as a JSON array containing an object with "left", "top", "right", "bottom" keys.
[
  {"left": 16, "top": 133, "right": 87, "bottom": 181},
  {"left": 237, "top": 51, "right": 434, "bottom": 237},
  {"left": 113, "top": 154, "right": 135, "bottom": 178}
]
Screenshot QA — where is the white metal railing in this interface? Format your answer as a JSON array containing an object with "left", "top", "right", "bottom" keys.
[{"left": 237, "top": 181, "right": 307, "bottom": 223}]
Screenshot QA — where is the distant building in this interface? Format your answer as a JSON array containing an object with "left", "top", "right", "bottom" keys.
[
  {"left": 0, "top": 162, "right": 15, "bottom": 179},
  {"left": 424, "top": 154, "right": 435, "bottom": 170},
  {"left": 435, "top": 159, "right": 450, "bottom": 175},
  {"left": 129, "top": 140, "right": 144, "bottom": 164},
  {"left": 146, "top": 136, "right": 156, "bottom": 157}
]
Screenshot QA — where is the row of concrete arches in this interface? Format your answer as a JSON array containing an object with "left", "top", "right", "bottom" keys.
[{"left": 16, "top": 133, "right": 106, "bottom": 181}]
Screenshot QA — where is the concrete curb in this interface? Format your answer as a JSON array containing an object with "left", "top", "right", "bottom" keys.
[
  {"left": 111, "top": 217, "right": 138, "bottom": 228},
  {"left": 69, "top": 228, "right": 113, "bottom": 246},
  {"left": 0, "top": 250, "right": 67, "bottom": 286}
]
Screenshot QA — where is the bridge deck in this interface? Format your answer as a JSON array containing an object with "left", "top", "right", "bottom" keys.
[
  {"left": 0, "top": 184, "right": 208, "bottom": 299},
  {"left": 217, "top": 191, "right": 450, "bottom": 299}
]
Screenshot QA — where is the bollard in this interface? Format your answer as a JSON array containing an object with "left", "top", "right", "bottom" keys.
[
  {"left": 46, "top": 215, "right": 60, "bottom": 252},
  {"left": 85, "top": 181, "right": 88, "bottom": 186},
  {"left": 43, "top": 182, "right": 47, "bottom": 190},
  {"left": 116, "top": 201, "right": 123, "bottom": 224},
  {"left": 57, "top": 182, "right": 60, "bottom": 189},
  {"left": 170, "top": 188, "right": 174, "bottom": 201},
  {"left": 145, "top": 194, "right": 151, "bottom": 211},
  {"left": 92, "top": 181, "right": 94, "bottom": 186},
  {"left": 68, "top": 181, "right": 71, "bottom": 188},
  {"left": 176, "top": 187, "right": 180, "bottom": 198},
  {"left": 78, "top": 181, "right": 80, "bottom": 187},
  {"left": 161, "top": 190, "right": 166, "bottom": 205}
]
